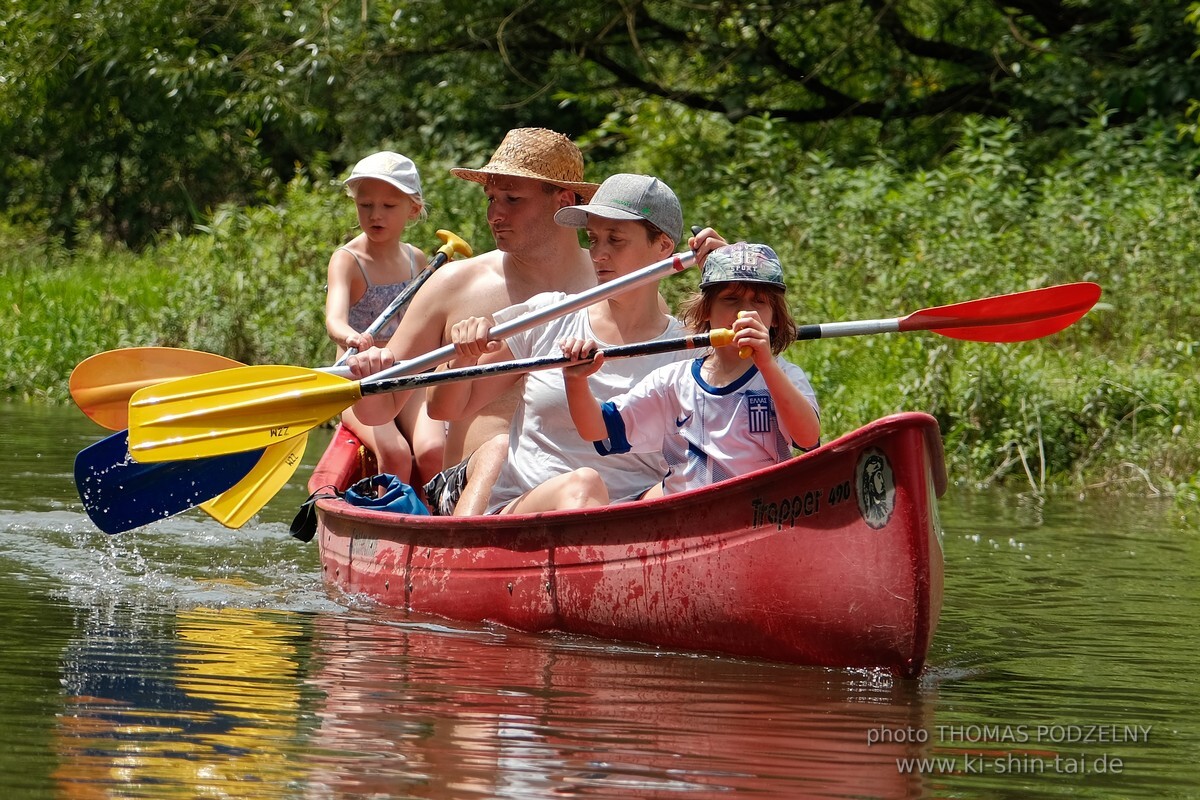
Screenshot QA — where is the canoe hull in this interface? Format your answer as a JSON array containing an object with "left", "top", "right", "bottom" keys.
[{"left": 311, "top": 412, "right": 946, "bottom": 677}]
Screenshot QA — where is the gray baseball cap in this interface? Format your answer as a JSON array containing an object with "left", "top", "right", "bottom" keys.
[
  {"left": 700, "top": 242, "right": 786, "bottom": 289},
  {"left": 554, "top": 173, "right": 683, "bottom": 244}
]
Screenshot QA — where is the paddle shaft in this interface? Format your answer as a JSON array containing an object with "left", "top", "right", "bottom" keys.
[
  {"left": 126, "top": 330, "right": 728, "bottom": 463},
  {"left": 796, "top": 282, "right": 1102, "bottom": 342},
  {"left": 125, "top": 250, "right": 700, "bottom": 463},
  {"left": 362, "top": 329, "right": 731, "bottom": 397},
  {"left": 362, "top": 250, "right": 698, "bottom": 386},
  {"left": 126, "top": 282, "right": 1099, "bottom": 464},
  {"left": 799, "top": 319, "right": 911, "bottom": 339},
  {"left": 335, "top": 229, "right": 471, "bottom": 365}
]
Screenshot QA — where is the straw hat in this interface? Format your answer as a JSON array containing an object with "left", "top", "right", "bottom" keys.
[{"left": 451, "top": 128, "right": 599, "bottom": 199}]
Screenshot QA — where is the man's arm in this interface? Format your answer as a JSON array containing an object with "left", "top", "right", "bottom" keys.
[{"left": 425, "top": 315, "right": 523, "bottom": 421}]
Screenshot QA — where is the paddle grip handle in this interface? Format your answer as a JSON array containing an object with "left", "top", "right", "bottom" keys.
[{"left": 735, "top": 311, "right": 753, "bottom": 359}]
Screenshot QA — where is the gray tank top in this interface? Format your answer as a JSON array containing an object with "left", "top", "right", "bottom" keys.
[{"left": 343, "top": 244, "right": 416, "bottom": 340}]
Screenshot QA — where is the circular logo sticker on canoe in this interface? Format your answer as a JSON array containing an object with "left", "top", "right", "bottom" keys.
[{"left": 855, "top": 447, "right": 895, "bottom": 530}]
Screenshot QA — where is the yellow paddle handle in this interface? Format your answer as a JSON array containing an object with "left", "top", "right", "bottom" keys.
[
  {"left": 434, "top": 229, "right": 472, "bottom": 260},
  {"left": 710, "top": 328, "right": 735, "bottom": 348}
]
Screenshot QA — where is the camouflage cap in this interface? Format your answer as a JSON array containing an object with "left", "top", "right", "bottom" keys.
[{"left": 699, "top": 242, "right": 785, "bottom": 289}]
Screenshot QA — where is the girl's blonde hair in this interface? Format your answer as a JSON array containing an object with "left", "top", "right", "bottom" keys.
[{"left": 679, "top": 283, "right": 797, "bottom": 355}]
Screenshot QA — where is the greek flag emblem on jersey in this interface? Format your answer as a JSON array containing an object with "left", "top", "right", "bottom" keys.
[{"left": 747, "top": 392, "right": 772, "bottom": 434}]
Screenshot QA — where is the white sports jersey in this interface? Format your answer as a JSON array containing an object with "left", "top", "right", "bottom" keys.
[
  {"left": 595, "top": 356, "right": 819, "bottom": 495},
  {"left": 488, "top": 292, "right": 690, "bottom": 509}
]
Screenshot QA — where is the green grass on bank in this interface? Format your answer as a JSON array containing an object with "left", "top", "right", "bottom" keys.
[{"left": 2, "top": 119, "right": 1196, "bottom": 504}]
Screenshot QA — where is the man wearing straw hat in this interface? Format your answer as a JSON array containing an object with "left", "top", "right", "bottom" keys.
[{"left": 346, "top": 128, "right": 602, "bottom": 514}]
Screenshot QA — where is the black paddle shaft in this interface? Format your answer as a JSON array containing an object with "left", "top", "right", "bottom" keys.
[{"left": 361, "top": 330, "right": 724, "bottom": 397}]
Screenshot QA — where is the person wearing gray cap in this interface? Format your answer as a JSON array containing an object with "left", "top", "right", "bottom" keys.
[
  {"left": 563, "top": 241, "right": 821, "bottom": 499},
  {"left": 425, "top": 173, "right": 727, "bottom": 515},
  {"left": 324, "top": 151, "right": 443, "bottom": 485}
]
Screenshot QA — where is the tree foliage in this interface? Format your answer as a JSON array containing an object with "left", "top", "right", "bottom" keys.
[
  {"left": 1, "top": 0, "right": 340, "bottom": 247},
  {"left": 1, "top": 0, "right": 1198, "bottom": 248}
]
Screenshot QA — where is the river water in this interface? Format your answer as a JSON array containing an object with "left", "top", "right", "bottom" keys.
[{"left": 0, "top": 402, "right": 1196, "bottom": 799}]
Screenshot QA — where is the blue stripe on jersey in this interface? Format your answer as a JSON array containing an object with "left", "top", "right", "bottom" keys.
[
  {"left": 690, "top": 356, "right": 760, "bottom": 395},
  {"left": 594, "top": 400, "right": 632, "bottom": 455}
]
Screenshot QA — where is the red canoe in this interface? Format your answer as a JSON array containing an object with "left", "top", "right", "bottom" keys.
[{"left": 308, "top": 412, "right": 947, "bottom": 678}]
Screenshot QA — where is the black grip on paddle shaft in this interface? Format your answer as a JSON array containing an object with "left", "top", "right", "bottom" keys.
[{"left": 362, "top": 330, "right": 728, "bottom": 397}]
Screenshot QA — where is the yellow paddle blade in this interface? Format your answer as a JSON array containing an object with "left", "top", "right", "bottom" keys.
[
  {"left": 127, "top": 365, "right": 362, "bottom": 463},
  {"left": 200, "top": 434, "right": 309, "bottom": 529},
  {"left": 70, "top": 347, "right": 244, "bottom": 430}
]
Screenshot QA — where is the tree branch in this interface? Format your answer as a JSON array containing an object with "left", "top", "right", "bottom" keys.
[
  {"left": 988, "top": 0, "right": 1109, "bottom": 37},
  {"left": 863, "top": 0, "right": 993, "bottom": 70}
]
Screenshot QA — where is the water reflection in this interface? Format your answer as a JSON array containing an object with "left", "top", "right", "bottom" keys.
[
  {"left": 54, "top": 607, "right": 313, "bottom": 798},
  {"left": 2, "top": 404, "right": 1199, "bottom": 798},
  {"left": 49, "top": 602, "right": 940, "bottom": 799},
  {"left": 302, "top": 612, "right": 933, "bottom": 798}
]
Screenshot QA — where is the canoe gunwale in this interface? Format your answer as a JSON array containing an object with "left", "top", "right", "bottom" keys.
[{"left": 312, "top": 412, "right": 947, "bottom": 529}]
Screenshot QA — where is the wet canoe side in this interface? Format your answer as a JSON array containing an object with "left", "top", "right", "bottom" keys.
[{"left": 311, "top": 412, "right": 946, "bottom": 677}]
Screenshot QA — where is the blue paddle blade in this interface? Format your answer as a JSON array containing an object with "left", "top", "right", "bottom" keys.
[{"left": 75, "top": 430, "right": 262, "bottom": 534}]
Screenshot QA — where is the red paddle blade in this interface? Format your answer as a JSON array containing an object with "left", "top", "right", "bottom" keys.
[{"left": 900, "top": 282, "right": 1102, "bottom": 342}]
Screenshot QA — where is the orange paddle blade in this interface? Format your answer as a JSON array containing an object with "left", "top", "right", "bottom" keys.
[{"left": 70, "top": 347, "right": 244, "bottom": 430}]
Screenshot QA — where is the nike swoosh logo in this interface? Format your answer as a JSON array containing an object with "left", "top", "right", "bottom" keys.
[{"left": 675, "top": 414, "right": 693, "bottom": 427}]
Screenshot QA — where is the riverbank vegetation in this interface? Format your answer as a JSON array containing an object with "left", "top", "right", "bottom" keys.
[{"left": 1, "top": 2, "right": 1197, "bottom": 502}]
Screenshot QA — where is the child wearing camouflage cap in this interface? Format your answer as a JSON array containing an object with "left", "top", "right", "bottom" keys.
[{"left": 562, "top": 241, "right": 821, "bottom": 498}]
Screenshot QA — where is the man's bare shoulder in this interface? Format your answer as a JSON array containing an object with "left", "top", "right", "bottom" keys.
[
  {"left": 421, "top": 250, "right": 509, "bottom": 305},
  {"left": 385, "top": 255, "right": 504, "bottom": 357}
]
